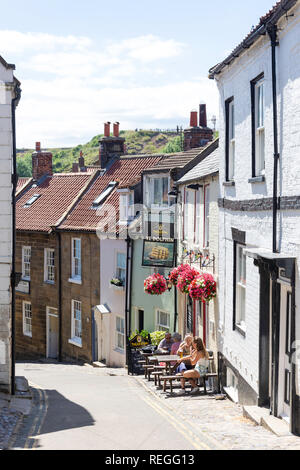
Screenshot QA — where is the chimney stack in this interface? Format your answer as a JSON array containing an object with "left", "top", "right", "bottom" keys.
[
  {"left": 183, "top": 106, "right": 213, "bottom": 151},
  {"left": 72, "top": 162, "right": 79, "bottom": 172},
  {"left": 113, "top": 122, "right": 120, "bottom": 138},
  {"left": 79, "top": 150, "right": 85, "bottom": 169},
  {"left": 99, "top": 120, "right": 125, "bottom": 169},
  {"left": 32, "top": 142, "right": 53, "bottom": 180},
  {"left": 199, "top": 104, "right": 207, "bottom": 127},
  {"left": 190, "top": 111, "right": 198, "bottom": 128},
  {"left": 104, "top": 122, "right": 111, "bottom": 137}
]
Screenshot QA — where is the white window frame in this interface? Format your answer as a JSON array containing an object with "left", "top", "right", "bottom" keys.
[
  {"left": 236, "top": 244, "right": 246, "bottom": 331},
  {"left": 22, "top": 246, "right": 31, "bottom": 280},
  {"left": 204, "top": 185, "right": 210, "bottom": 248},
  {"left": 23, "top": 301, "right": 32, "bottom": 338},
  {"left": 70, "top": 238, "right": 81, "bottom": 283},
  {"left": 69, "top": 299, "right": 82, "bottom": 347},
  {"left": 116, "top": 316, "right": 125, "bottom": 351},
  {"left": 255, "top": 79, "right": 265, "bottom": 176},
  {"left": 195, "top": 188, "right": 201, "bottom": 246},
  {"left": 183, "top": 189, "right": 194, "bottom": 242},
  {"left": 44, "top": 248, "right": 55, "bottom": 283},
  {"left": 145, "top": 174, "right": 170, "bottom": 208},
  {"left": 155, "top": 309, "right": 170, "bottom": 332},
  {"left": 119, "top": 191, "right": 134, "bottom": 223},
  {"left": 228, "top": 100, "right": 235, "bottom": 180},
  {"left": 116, "top": 252, "right": 126, "bottom": 284}
]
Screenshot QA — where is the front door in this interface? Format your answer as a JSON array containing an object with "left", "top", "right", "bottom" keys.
[
  {"left": 278, "top": 284, "right": 292, "bottom": 422},
  {"left": 47, "top": 308, "right": 59, "bottom": 359}
]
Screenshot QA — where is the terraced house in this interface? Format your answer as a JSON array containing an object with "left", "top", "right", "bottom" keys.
[
  {"left": 0, "top": 55, "right": 20, "bottom": 393},
  {"left": 209, "top": 0, "right": 300, "bottom": 435}
]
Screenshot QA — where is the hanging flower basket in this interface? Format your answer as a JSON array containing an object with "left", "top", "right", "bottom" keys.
[
  {"left": 144, "top": 273, "right": 168, "bottom": 295},
  {"left": 169, "top": 264, "right": 191, "bottom": 286},
  {"left": 188, "top": 273, "right": 217, "bottom": 302},
  {"left": 176, "top": 265, "right": 200, "bottom": 294}
]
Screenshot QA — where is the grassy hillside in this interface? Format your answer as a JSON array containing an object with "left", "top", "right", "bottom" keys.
[{"left": 17, "top": 130, "right": 182, "bottom": 177}]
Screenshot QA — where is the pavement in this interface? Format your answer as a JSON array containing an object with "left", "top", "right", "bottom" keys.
[{"left": 8, "top": 360, "right": 300, "bottom": 450}]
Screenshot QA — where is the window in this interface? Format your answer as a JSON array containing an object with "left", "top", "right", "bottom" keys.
[
  {"left": 116, "top": 316, "right": 125, "bottom": 350},
  {"left": 183, "top": 189, "right": 194, "bottom": 241},
  {"left": 156, "top": 310, "right": 170, "bottom": 332},
  {"left": 44, "top": 248, "right": 55, "bottom": 283},
  {"left": 22, "top": 246, "right": 31, "bottom": 280},
  {"left": 92, "top": 181, "right": 117, "bottom": 208},
  {"left": 24, "top": 194, "right": 40, "bottom": 208},
  {"left": 71, "top": 238, "right": 81, "bottom": 280},
  {"left": 23, "top": 301, "right": 32, "bottom": 337},
  {"left": 204, "top": 185, "right": 210, "bottom": 247},
  {"left": 195, "top": 189, "right": 201, "bottom": 245},
  {"left": 119, "top": 191, "right": 134, "bottom": 222},
  {"left": 235, "top": 244, "right": 246, "bottom": 331},
  {"left": 225, "top": 97, "right": 235, "bottom": 181},
  {"left": 71, "top": 300, "right": 82, "bottom": 343},
  {"left": 251, "top": 74, "right": 265, "bottom": 176},
  {"left": 145, "top": 175, "right": 169, "bottom": 207},
  {"left": 116, "top": 252, "right": 126, "bottom": 283}
]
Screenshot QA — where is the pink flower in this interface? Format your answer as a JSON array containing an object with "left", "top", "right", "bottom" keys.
[
  {"left": 188, "top": 273, "right": 216, "bottom": 302},
  {"left": 144, "top": 273, "right": 168, "bottom": 295},
  {"left": 176, "top": 265, "right": 200, "bottom": 294}
]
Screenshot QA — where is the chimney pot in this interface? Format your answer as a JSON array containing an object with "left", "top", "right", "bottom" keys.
[
  {"left": 104, "top": 122, "right": 111, "bottom": 137},
  {"left": 113, "top": 122, "right": 120, "bottom": 138},
  {"left": 36, "top": 142, "right": 41, "bottom": 152},
  {"left": 199, "top": 104, "right": 207, "bottom": 127},
  {"left": 190, "top": 111, "right": 198, "bottom": 128}
]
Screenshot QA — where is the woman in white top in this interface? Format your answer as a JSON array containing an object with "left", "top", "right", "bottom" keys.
[{"left": 176, "top": 337, "right": 209, "bottom": 395}]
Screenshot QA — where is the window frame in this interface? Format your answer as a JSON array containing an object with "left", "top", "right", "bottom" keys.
[
  {"left": 145, "top": 174, "right": 170, "bottom": 208},
  {"left": 119, "top": 191, "right": 134, "bottom": 223},
  {"left": 203, "top": 185, "right": 210, "bottom": 248},
  {"left": 251, "top": 73, "right": 265, "bottom": 177},
  {"left": 183, "top": 188, "right": 194, "bottom": 242},
  {"left": 71, "top": 238, "right": 81, "bottom": 281},
  {"left": 233, "top": 242, "right": 247, "bottom": 335},
  {"left": 71, "top": 299, "right": 82, "bottom": 345},
  {"left": 44, "top": 248, "right": 55, "bottom": 283},
  {"left": 225, "top": 96, "right": 235, "bottom": 181},
  {"left": 155, "top": 309, "right": 170, "bottom": 332},
  {"left": 194, "top": 188, "right": 201, "bottom": 246},
  {"left": 22, "top": 301, "right": 32, "bottom": 338},
  {"left": 116, "top": 315, "right": 125, "bottom": 351},
  {"left": 116, "top": 251, "right": 126, "bottom": 283},
  {"left": 22, "top": 246, "right": 31, "bottom": 280}
]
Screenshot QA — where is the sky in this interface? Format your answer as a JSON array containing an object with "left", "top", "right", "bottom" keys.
[{"left": 0, "top": 0, "right": 277, "bottom": 148}]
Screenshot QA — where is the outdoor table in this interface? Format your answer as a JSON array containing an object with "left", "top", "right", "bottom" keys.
[{"left": 149, "top": 355, "right": 180, "bottom": 374}]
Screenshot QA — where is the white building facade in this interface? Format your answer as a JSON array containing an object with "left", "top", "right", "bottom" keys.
[
  {"left": 0, "top": 56, "right": 20, "bottom": 393},
  {"left": 209, "top": 0, "right": 300, "bottom": 434}
]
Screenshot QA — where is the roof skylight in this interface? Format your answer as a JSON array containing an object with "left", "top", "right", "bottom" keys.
[
  {"left": 92, "top": 181, "right": 117, "bottom": 208},
  {"left": 24, "top": 194, "right": 41, "bottom": 207}
]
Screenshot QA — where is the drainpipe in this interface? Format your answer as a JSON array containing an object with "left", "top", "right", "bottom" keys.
[
  {"left": 57, "top": 232, "right": 62, "bottom": 362},
  {"left": 125, "top": 236, "right": 131, "bottom": 368},
  {"left": 11, "top": 82, "right": 21, "bottom": 395},
  {"left": 268, "top": 24, "right": 280, "bottom": 253}
]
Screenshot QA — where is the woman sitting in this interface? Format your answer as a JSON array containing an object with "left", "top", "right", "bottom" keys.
[
  {"left": 177, "top": 337, "right": 209, "bottom": 395},
  {"left": 170, "top": 333, "right": 182, "bottom": 355},
  {"left": 177, "top": 334, "right": 193, "bottom": 357}
]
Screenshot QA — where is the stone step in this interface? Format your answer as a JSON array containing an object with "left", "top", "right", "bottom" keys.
[
  {"left": 15, "top": 376, "right": 29, "bottom": 393},
  {"left": 243, "top": 405, "right": 291, "bottom": 437},
  {"left": 92, "top": 361, "right": 107, "bottom": 368}
]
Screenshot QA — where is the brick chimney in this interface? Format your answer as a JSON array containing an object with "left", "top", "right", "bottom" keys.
[
  {"left": 32, "top": 142, "right": 53, "bottom": 180},
  {"left": 183, "top": 105, "right": 213, "bottom": 151},
  {"left": 99, "top": 121, "right": 125, "bottom": 169},
  {"left": 79, "top": 150, "right": 85, "bottom": 169},
  {"left": 72, "top": 162, "right": 79, "bottom": 172}
]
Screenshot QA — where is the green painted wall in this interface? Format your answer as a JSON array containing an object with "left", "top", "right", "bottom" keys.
[{"left": 130, "top": 239, "right": 175, "bottom": 335}]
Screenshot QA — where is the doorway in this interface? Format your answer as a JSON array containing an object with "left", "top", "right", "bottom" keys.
[{"left": 47, "top": 307, "right": 59, "bottom": 359}]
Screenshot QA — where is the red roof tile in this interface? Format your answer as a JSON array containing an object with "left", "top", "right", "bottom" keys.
[
  {"left": 16, "top": 173, "right": 94, "bottom": 232},
  {"left": 59, "top": 156, "right": 162, "bottom": 232},
  {"left": 16, "top": 177, "right": 31, "bottom": 194}
]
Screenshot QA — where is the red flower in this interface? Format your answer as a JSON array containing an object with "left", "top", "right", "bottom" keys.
[
  {"left": 188, "top": 273, "right": 216, "bottom": 302},
  {"left": 176, "top": 265, "right": 200, "bottom": 294},
  {"left": 144, "top": 273, "right": 168, "bottom": 295}
]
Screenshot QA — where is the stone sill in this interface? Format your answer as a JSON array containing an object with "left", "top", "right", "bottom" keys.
[
  {"left": 68, "top": 338, "right": 82, "bottom": 348},
  {"left": 223, "top": 181, "right": 235, "bottom": 187},
  {"left": 248, "top": 175, "right": 265, "bottom": 183},
  {"left": 68, "top": 277, "right": 82, "bottom": 285},
  {"left": 234, "top": 324, "right": 246, "bottom": 338}
]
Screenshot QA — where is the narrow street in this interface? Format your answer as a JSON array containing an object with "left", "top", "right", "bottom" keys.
[{"left": 10, "top": 361, "right": 300, "bottom": 451}]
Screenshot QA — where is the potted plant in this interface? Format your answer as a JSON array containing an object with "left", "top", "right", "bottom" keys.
[{"left": 110, "top": 277, "right": 124, "bottom": 290}]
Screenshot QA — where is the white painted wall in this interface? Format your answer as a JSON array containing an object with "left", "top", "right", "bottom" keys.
[
  {"left": 99, "top": 238, "right": 127, "bottom": 367},
  {"left": 216, "top": 3, "right": 300, "bottom": 396},
  {"left": 0, "top": 61, "right": 16, "bottom": 391}
]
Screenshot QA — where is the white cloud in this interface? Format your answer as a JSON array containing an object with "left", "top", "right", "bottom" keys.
[{"left": 0, "top": 29, "right": 218, "bottom": 147}]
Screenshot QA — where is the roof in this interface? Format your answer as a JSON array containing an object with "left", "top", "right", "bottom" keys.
[
  {"left": 16, "top": 177, "right": 32, "bottom": 194},
  {"left": 16, "top": 173, "right": 95, "bottom": 232},
  {"left": 0, "top": 55, "right": 15, "bottom": 70},
  {"left": 209, "top": 0, "right": 298, "bottom": 79},
  {"left": 143, "top": 148, "right": 206, "bottom": 174},
  {"left": 177, "top": 144, "right": 219, "bottom": 184},
  {"left": 58, "top": 155, "right": 162, "bottom": 233}
]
